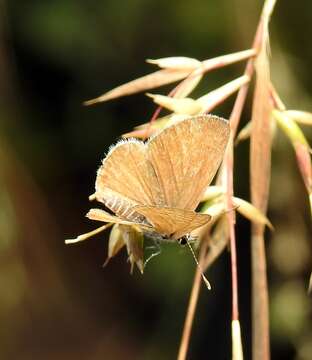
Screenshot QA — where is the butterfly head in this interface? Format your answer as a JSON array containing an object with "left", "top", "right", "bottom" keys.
[{"left": 178, "top": 234, "right": 198, "bottom": 246}]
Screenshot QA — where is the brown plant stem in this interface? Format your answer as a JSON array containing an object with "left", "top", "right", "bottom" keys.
[
  {"left": 225, "top": 141, "right": 239, "bottom": 321},
  {"left": 177, "top": 239, "right": 208, "bottom": 360}
]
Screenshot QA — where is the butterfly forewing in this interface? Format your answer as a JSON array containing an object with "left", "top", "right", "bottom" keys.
[
  {"left": 95, "top": 140, "right": 164, "bottom": 213},
  {"left": 134, "top": 205, "right": 211, "bottom": 239},
  {"left": 147, "top": 115, "right": 230, "bottom": 210}
]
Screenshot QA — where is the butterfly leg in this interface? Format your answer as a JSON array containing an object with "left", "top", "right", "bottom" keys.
[{"left": 143, "top": 239, "right": 162, "bottom": 268}]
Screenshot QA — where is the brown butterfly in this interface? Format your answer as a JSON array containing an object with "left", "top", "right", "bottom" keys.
[{"left": 87, "top": 115, "right": 230, "bottom": 243}]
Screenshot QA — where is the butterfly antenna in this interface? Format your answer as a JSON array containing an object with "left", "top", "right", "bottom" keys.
[{"left": 186, "top": 239, "right": 211, "bottom": 290}]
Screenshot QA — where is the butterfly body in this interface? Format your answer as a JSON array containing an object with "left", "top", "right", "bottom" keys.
[{"left": 88, "top": 115, "right": 230, "bottom": 242}]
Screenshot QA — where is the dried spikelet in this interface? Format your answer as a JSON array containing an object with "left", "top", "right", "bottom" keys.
[
  {"left": 173, "top": 72, "right": 203, "bottom": 99},
  {"left": 272, "top": 109, "right": 312, "bottom": 215},
  {"left": 284, "top": 110, "right": 312, "bottom": 126},
  {"left": 197, "top": 75, "right": 250, "bottom": 114},
  {"left": 124, "top": 76, "right": 250, "bottom": 139},
  {"left": 201, "top": 187, "right": 273, "bottom": 229},
  {"left": 122, "top": 77, "right": 250, "bottom": 139},
  {"left": 84, "top": 50, "right": 256, "bottom": 106},
  {"left": 65, "top": 223, "right": 112, "bottom": 244},
  {"left": 232, "top": 320, "right": 244, "bottom": 360},
  {"left": 249, "top": 1, "right": 276, "bottom": 359},
  {"left": 146, "top": 57, "right": 201, "bottom": 70},
  {"left": 235, "top": 121, "right": 252, "bottom": 144},
  {"left": 120, "top": 225, "right": 144, "bottom": 274},
  {"left": 273, "top": 110, "right": 311, "bottom": 150},
  {"left": 201, "top": 185, "right": 224, "bottom": 202},
  {"left": 123, "top": 114, "right": 191, "bottom": 138},
  {"left": 146, "top": 93, "right": 202, "bottom": 115},
  {"left": 104, "top": 224, "right": 126, "bottom": 266},
  {"left": 201, "top": 49, "right": 256, "bottom": 73},
  {"left": 173, "top": 49, "right": 255, "bottom": 99},
  {"left": 294, "top": 143, "right": 312, "bottom": 215},
  {"left": 233, "top": 197, "right": 273, "bottom": 230},
  {"left": 122, "top": 128, "right": 154, "bottom": 139},
  {"left": 250, "top": 30, "right": 272, "bottom": 219},
  {"left": 84, "top": 68, "right": 192, "bottom": 105},
  {"left": 201, "top": 202, "right": 227, "bottom": 218}
]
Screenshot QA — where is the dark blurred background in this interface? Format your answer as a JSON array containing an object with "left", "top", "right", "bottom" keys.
[{"left": 1, "top": 0, "right": 312, "bottom": 359}]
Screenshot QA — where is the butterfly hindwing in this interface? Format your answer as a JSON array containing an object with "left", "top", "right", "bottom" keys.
[{"left": 134, "top": 205, "right": 211, "bottom": 239}]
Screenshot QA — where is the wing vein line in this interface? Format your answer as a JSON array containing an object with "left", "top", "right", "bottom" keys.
[
  {"left": 127, "top": 146, "right": 155, "bottom": 204},
  {"left": 161, "top": 135, "right": 180, "bottom": 204}
]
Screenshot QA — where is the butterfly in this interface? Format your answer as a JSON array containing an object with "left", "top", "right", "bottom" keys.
[{"left": 87, "top": 115, "right": 230, "bottom": 243}]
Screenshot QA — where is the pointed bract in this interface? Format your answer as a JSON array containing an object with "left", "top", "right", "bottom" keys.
[
  {"left": 84, "top": 69, "right": 192, "bottom": 105},
  {"left": 146, "top": 57, "right": 201, "bottom": 70}
]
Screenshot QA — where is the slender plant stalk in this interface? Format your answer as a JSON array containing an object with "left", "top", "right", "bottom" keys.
[
  {"left": 225, "top": 140, "right": 238, "bottom": 320},
  {"left": 177, "top": 239, "right": 208, "bottom": 360}
]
